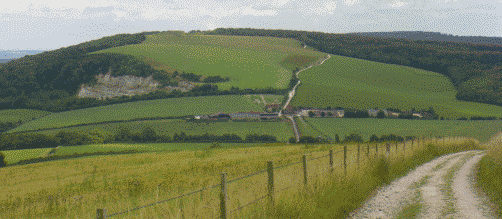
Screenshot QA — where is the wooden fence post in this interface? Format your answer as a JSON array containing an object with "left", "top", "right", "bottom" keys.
[
  {"left": 386, "top": 142, "right": 390, "bottom": 158},
  {"left": 403, "top": 140, "right": 406, "bottom": 157},
  {"left": 220, "top": 173, "right": 228, "bottom": 219},
  {"left": 267, "top": 161, "right": 275, "bottom": 208},
  {"left": 303, "top": 154, "right": 308, "bottom": 187},
  {"left": 375, "top": 143, "right": 378, "bottom": 158},
  {"left": 357, "top": 144, "right": 360, "bottom": 168},
  {"left": 97, "top": 209, "right": 106, "bottom": 219},
  {"left": 412, "top": 138, "right": 414, "bottom": 150},
  {"left": 367, "top": 144, "right": 370, "bottom": 157},
  {"left": 343, "top": 145, "right": 347, "bottom": 175},
  {"left": 329, "top": 149, "right": 334, "bottom": 173}
]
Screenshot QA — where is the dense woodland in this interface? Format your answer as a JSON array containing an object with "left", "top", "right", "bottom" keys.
[{"left": 207, "top": 28, "right": 502, "bottom": 106}]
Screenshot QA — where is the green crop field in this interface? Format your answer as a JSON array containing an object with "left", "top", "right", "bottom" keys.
[
  {"left": 294, "top": 116, "right": 320, "bottom": 138},
  {"left": 0, "top": 109, "right": 52, "bottom": 123},
  {"left": 304, "top": 117, "right": 502, "bottom": 143},
  {"left": 290, "top": 55, "right": 502, "bottom": 119},
  {"left": 91, "top": 34, "right": 326, "bottom": 90},
  {"left": 1, "top": 148, "right": 53, "bottom": 164},
  {"left": 6, "top": 95, "right": 268, "bottom": 133},
  {"left": 31, "top": 119, "right": 295, "bottom": 143}
]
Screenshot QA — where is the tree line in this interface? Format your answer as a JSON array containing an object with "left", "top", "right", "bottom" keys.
[
  {"left": 291, "top": 133, "right": 417, "bottom": 144},
  {"left": 0, "top": 125, "right": 279, "bottom": 151},
  {"left": 206, "top": 28, "right": 502, "bottom": 107}
]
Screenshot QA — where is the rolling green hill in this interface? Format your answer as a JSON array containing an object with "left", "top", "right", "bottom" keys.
[
  {"left": 6, "top": 95, "right": 267, "bottom": 133},
  {"left": 290, "top": 55, "right": 502, "bottom": 119},
  {"left": 91, "top": 34, "right": 326, "bottom": 90}
]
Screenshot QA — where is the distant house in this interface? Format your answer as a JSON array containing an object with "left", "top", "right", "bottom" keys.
[
  {"left": 333, "top": 110, "right": 344, "bottom": 118},
  {"left": 230, "top": 111, "right": 261, "bottom": 120},
  {"left": 412, "top": 113, "right": 423, "bottom": 118},
  {"left": 217, "top": 114, "right": 231, "bottom": 119}
]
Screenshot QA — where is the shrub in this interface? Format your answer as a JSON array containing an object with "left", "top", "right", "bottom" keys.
[
  {"left": 288, "top": 137, "right": 296, "bottom": 143},
  {"left": 0, "top": 152, "right": 6, "bottom": 167},
  {"left": 209, "top": 142, "right": 222, "bottom": 149},
  {"left": 335, "top": 134, "right": 340, "bottom": 143},
  {"left": 298, "top": 136, "right": 320, "bottom": 144},
  {"left": 369, "top": 134, "right": 379, "bottom": 142},
  {"left": 342, "top": 133, "right": 364, "bottom": 143}
]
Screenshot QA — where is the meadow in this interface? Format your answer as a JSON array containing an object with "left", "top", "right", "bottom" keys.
[
  {"left": 91, "top": 34, "right": 326, "bottom": 90},
  {"left": 477, "top": 132, "right": 502, "bottom": 217},
  {"left": 0, "top": 109, "right": 52, "bottom": 123},
  {"left": 0, "top": 135, "right": 482, "bottom": 218},
  {"left": 304, "top": 117, "right": 502, "bottom": 143},
  {"left": 29, "top": 119, "right": 295, "bottom": 143},
  {"left": 290, "top": 55, "right": 502, "bottom": 119},
  {"left": 6, "top": 95, "right": 265, "bottom": 133},
  {"left": 1, "top": 148, "right": 53, "bottom": 164}
]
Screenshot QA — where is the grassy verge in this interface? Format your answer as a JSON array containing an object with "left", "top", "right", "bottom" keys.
[
  {"left": 396, "top": 190, "right": 423, "bottom": 219},
  {"left": 236, "top": 137, "right": 481, "bottom": 218},
  {"left": 0, "top": 137, "right": 480, "bottom": 218},
  {"left": 476, "top": 132, "right": 502, "bottom": 217}
]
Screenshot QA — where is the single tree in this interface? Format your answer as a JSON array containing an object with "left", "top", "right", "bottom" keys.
[
  {"left": 308, "top": 111, "right": 316, "bottom": 118},
  {"left": 327, "top": 112, "right": 334, "bottom": 117},
  {"left": 335, "top": 134, "right": 340, "bottom": 143},
  {"left": 321, "top": 112, "right": 326, "bottom": 117}
]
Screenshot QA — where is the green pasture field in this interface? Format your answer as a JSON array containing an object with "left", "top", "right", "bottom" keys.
[
  {"left": 1, "top": 148, "right": 53, "bottom": 164},
  {"left": 290, "top": 55, "right": 502, "bottom": 119},
  {"left": 52, "top": 142, "right": 265, "bottom": 156},
  {"left": 91, "top": 34, "right": 326, "bottom": 90},
  {"left": 6, "top": 95, "right": 266, "bottom": 133},
  {"left": 0, "top": 109, "right": 52, "bottom": 123},
  {"left": 304, "top": 117, "right": 502, "bottom": 143},
  {"left": 30, "top": 119, "right": 295, "bottom": 142}
]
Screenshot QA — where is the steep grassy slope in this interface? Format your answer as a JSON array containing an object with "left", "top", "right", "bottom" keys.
[
  {"left": 290, "top": 55, "right": 502, "bottom": 119},
  {"left": 91, "top": 34, "right": 326, "bottom": 90}
]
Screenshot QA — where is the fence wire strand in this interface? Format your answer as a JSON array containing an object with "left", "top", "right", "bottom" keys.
[{"left": 101, "top": 144, "right": 395, "bottom": 218}]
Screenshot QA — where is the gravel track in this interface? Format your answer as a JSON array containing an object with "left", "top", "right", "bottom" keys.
[
  {"left": 453, "top": 153, "right": 497, "bottom": 219},
  {"left": 349, "top": 150, "right": 495, "bottom": 219}
]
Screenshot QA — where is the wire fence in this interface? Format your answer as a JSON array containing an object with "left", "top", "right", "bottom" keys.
[{"left": 96, "top": 138, "right": 435, "bottom": 219}]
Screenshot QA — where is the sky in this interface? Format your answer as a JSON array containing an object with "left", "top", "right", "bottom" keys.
[{"left": 1, "top": 0, "right": 501, "bottom": 52}]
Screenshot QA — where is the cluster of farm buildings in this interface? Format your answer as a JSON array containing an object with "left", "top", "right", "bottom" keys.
[{"left": 193, "top": 107, "right": 423, "bottom": 121}]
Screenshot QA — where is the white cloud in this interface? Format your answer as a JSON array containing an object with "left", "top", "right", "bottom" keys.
[
  {"left": 242, "top": 6, "right": 277, "bottom": 16},
  {"left": 389, "top": 0, "right": 407, "bottom": 7},
  {"left": 343, "top": 0, "right": 360, "bottom": 6},
  {"left": 276, "top": 0, "right": 290, "bottom": 6}
]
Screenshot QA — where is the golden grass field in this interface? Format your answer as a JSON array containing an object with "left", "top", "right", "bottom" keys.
[{"left": 0, "top": 135, "right": 483, "bottom": 219}]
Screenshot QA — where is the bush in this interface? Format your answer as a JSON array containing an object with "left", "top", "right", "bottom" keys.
[
  {"left": 335, "top": 134, "right": 340, "bottom": 143},
  {"left": 369, "top": 134, "right": 379, "bottom": 142},
  {"left": 288, "top": 137, "right": 296, "bottom": 143},
  {"left": 342, "top": 133, "right": 364, "bottom": 143},
  {"left": 299, "top": 136, "right": 320, "bottom": 144},
  {"left": 0, "top": 152, "right": 6, "bottom": 167},
  {"left": 209, "top": 142, "right": 222, "bottom": 149}
]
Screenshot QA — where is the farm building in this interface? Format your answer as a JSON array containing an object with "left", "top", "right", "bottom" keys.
[
  {"left": 229, "top": 111, "right": 261, "bottom": 120},
  {"left": 413, "top": 113, "right": 423, "bottom": 118}
]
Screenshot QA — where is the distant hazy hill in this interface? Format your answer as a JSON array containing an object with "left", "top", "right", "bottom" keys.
[
  {"left": 347, "top": 31, "right": 502, "bottom": 46},
  {"left": 0, "top": 50, "right": 46, "bottom": 59},
  {"left": 0, "top": 59, "right": 14, "bottom": 64}
]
